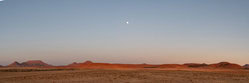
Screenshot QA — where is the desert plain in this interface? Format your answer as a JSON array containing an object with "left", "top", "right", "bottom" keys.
[{"left": 0, "top": 61, "right": 249, "bottom": 83}]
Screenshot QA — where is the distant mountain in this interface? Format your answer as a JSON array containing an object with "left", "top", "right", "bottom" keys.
[
  {"left": 83, "top": 61, "right": 93, "bottom": 64},
  {"left": 183, "top": 62, "right": 242, "bottom": 69},
  {"left": 7, "top": 60, "right": 52, "bottom": 67},
  {"left": 68, "top": 60, "right": 135, "bottom": 68},
  {"left": 8, "top": 61, "right": 22, "bottom": 67},
  {"left": 183, "top": 63, "right": 208, "bottom": 68},
  {"left": 68, "top": 62, "right": 78, "bottom": 66},
  {"left": 21, "top": 60, "right": 51, "bottom": 67},
  {"left": 68, "top": 60, "right": 95, "bottom": 66},
  {"left": 159, "top": 64, "right": 187, "bottom": 68},
  {"left": 209, "top": 62, "right": 242, "bottom": 69},
  {"left": 5, "top": 60, "right": 246, "bottom": 70},
  {"left": 67, "top": 61, "right": 245, "bottom": 69},
  {"left": 68, "top": 61, "right": 185, "bottom": 69},
  {"left": 244, "top": 64, "right": 249, "bottom": 69}
]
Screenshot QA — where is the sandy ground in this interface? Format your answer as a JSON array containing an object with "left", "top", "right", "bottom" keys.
[{"left": 0, "top": 68, "right": 249, "bottom": 83}]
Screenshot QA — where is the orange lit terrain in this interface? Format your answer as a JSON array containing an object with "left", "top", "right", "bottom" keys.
[{"left": 0, "top": 60, "right": 249, "bottom": 83}]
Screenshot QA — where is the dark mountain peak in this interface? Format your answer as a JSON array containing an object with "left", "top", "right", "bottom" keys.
[
  {"left": 244, "top": 64, "right": 249, "bottom": 66},
  {"left": 244, "top": 64, "right": 249, "bottom": 69},
  {"left": 68, "top": 62, "right": 78, "bottom": 66},
  {"left": 21, "top": 60, "right": 51, "bottom": 67},
  {"left": 217, "top": 62, "right": 230, "bottom": 65},
  {"left": 7, "top": 60, "right": 51, "bottom": 67},
  {"left": 8, "top": 61, "right": 22, "bottom": 67},
  {"left": 210, "top": 62, "right": 242, "bottom": 69},
  {"left": 83, "top": 60, "right": 93, "bottom": 64}
]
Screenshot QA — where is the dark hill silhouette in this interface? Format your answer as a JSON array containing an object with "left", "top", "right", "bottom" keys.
[
  {"left": 159, "top": 64, "right": 187, "bottom": 68},
  {"left": 209, "top": 62, "right": 242, "bottom": 69},
  {"left": 69, "top": 61, "right": 111, "bottom": 67},
  {"left": 6, "top": 60, "right": 245, "bottom": 70},
  {"left": 8, "top": 61, "right": 22, "bottom": 67},
  {"left": 184, "top": 63, "right": 208, "bottom": 68},
  {"left": 244, "top": 64, "right": 249, "bottom": 69},
  {"left": 68, "top": 61, "right": 186, "bottom": 69},
  {"left": 68, "top": 61, "right": 93, "bottom": 66},
  {"left": 7, "top": 60, "right": 52, "bottom": 67},
  {"left": 69, "top": 62, "right": 78, "bottom": 65},
  {"left": 83, "top": 61, "right": 93, "bottom": 64},
  {"left": 21, "top": 60, "right": 51, "bottom": 67},
  {"left": 67, "top": 61, "right": 244, "bottom": 69}
]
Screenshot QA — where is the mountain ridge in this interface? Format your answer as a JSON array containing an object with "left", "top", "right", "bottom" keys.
[{"left": 4, "top": 60, "right": 248, "bottom": 69}]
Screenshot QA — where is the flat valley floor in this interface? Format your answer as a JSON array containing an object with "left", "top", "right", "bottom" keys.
[{"left": 0, "top": 68, "right": 249, "bottom": 83}]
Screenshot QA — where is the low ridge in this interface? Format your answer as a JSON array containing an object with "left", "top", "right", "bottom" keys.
[
  {"left": 209, "top": 62, "right": 242, "bottom": 69},
  {"left": 5, "top": 60, "right": 245, "bottom": 70},
  {"left": 184, "top": 63, "right": 208, "bottom": 68}
]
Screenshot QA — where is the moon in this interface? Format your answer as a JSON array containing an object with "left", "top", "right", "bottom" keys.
[
  {"left": 0, "top": 0, "right": 4, "bottom": 2},
  {"left": 126, "top": 21, "right": 129, "bottom": 24}
]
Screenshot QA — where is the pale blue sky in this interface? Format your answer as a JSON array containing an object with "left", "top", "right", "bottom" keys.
[{"left": 0, "top": 0, "right": 249, "bottom": 65}]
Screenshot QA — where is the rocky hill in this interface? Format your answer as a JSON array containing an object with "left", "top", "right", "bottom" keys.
[
  {"left": 21, "top": 60, "right": 51, "bottom": 67},
  {"left": 244, "top": 64, "right": 249, "bottom": 69},
  {"left": 7, "top": 60, "right": 52, "bottom": 67},
  {"left": 7, "top": 61, "right": 22, "bottom": 67},
  {"left": 209, "top": 62, "right": 242, "bottom": 69}
]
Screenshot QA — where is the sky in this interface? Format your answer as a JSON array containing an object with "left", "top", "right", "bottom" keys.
[{"left": 0, "top": 0, "right": 249, "bottom": 66}]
